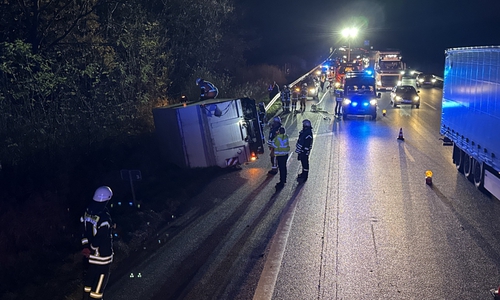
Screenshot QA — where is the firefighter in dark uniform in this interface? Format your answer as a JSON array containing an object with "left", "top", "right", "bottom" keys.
[
  {"left": 267, "top": 116, "right": 282, "bottom": 175},
  {"left": 81, "top": 186, "right": 114, "bottom": 300},
  {"left": 196, "top": 78, "right": 219, "bottom": 100},
  {"left": 270, "top": 127, "right": 290, "bottom": 188},
  {"left": 291, "top": 85, "right": 299, "bottom": 113},
  {"left": 296, "top": 119, "right": 313, "bottom": 181},
  {"left": 281, "top": 84, "right": 291, "bottom": 112},
  {"left": 299, "top": 83, "right": 308, "bottom": 112},
  {"left": 258, "top": 102, "right": 267, "bottom": 134}
]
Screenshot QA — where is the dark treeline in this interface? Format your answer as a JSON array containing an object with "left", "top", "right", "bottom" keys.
[{"left": 0, "top": 0, "right": 293, "bottom": 299}]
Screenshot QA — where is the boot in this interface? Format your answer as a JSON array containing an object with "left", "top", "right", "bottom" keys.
[
  {"left": 268, "top": 168, "right": 278, "bottom": 175},
  {"left": 297, "top": 172, "right": 308, "bottom": 180}
]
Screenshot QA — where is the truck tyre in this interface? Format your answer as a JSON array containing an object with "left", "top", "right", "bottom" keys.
[
  {"left": 473, "top": 159, "right": 484, "bottom": 190},
  {"left": 416, "top": 104, "right": 420, "bottom": 109},
  {"left": 453, "top": 145, "right": 464, "bottom": 173},
  {"left": 464, "top": 153, "right": 473, "bottom": 180}
]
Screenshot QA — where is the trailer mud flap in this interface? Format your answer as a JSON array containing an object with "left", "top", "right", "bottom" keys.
[{"left": 484, "top": 169, "right": 500, "bottom": 200}]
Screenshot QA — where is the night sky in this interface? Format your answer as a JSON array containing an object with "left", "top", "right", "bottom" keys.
[{"left": 238, "top": 0, "right": 500, "bottom": 75}]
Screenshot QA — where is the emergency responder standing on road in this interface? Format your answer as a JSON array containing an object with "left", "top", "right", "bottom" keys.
[
  {"left": 281, "top": 84, "right": 291, "bottom": 113},
  {"left": 291, "top": 85, "right": 299, "bottom": 113},
  {"left": 267, "top": 116, "right": 282, "bottom": 175},
  {"left": 258, "top": 102, "right": 267, "bottom": 133},
  {"left": 270, "top": 127, "right": 290, "bottom": 188},
  {"left": 81, "top": 186, "right": 114, "bottom": 300},
  {"left": 296, "top": 119, "right": 313, "bottom": 181},
  {"left": 335, "top": 88, "right": 343, "bottom": 118},
  {"left": 196, "top": 78, "right": 219, "bottom": 100},
  {"left": 299, "top": 83, "right": 308, "bottom": 112}
]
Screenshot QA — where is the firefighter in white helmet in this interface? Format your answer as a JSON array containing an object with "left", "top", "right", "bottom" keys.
[{"left": 80, "top": 186, "right": 114, "bottom": 300}]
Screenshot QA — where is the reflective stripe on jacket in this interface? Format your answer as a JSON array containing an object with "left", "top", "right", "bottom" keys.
[{"left": 271, "top": 133, "right": 290, "bottom": 156}]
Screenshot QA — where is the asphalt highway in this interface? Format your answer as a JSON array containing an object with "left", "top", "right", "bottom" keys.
[{"left": 106, "top": 84, "right": 500, "bottom": 300}]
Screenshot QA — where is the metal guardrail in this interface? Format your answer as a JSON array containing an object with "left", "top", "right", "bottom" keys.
[{"left": 265, "top": 50, "right": 338, "bottom": 112}]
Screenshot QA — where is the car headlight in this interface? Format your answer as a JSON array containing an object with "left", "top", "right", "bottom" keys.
[
  {"left": 396, "top": 96, "right": 402, "bottom": 101},
  {"left": 309, "top": 88, "right": 315, "bottom": 93},
  {"left": 418, "top": 79, "right": 424, "bottom": 83},
  {"left": 414, "top": 96, "right": 420, "bottom": 101},
  {"left": 335, "top": 82, "right": 341, "bottom": 88},
  {"left": 370, "top": 99, "right": 377, "bottom": 105},
  {"left": 431, "top": 79, "right": 436, "bottom": 83},
  {"left": 343, "top": 99, "right": 351, "bottom": 105},
  {"left": 397, "top": 81, "right": 402, "bottom": 85}
]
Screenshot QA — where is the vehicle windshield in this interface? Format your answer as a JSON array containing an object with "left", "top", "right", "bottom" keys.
[
  {"left": 339, "top": 66, "right": 356, "bottom": 73},
  {"left": 345, "top": 84, "right": 375, "bottom": 95},
  {"left": 379, "top": 61, "right": 403, "bottom": 70},
  {"left": 397, "top": 86, "right": 416, "bottom": 94}
]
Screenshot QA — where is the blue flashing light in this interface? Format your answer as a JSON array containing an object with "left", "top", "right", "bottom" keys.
[
  {"left": 363, "top": 102, "right": 369, "bottom": 107},
  {"left": 117, "top": 202, "right": 122, "bottom": 206},
  {"left": 365, "top": 70, "right": 373, "bottom": 76},
  {"left": 352, "top": 102, "right": 358, "bottom": 107},
  {"left": 129, "top": 202, "right": 133, "bottom": 206}
]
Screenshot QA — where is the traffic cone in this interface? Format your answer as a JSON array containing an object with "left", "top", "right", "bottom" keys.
[{"left": 397, "top": 128, "right": 405, "bottom": 141}]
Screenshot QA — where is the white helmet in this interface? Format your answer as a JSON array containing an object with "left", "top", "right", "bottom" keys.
[
  {"left": 93, "top": 186, "right": 113, "bottom": 202},
  {"left": 283, "top": 84, "right": 288, "bottom": 89},
  {"left": 302, "top": 119, "right": 311, "bottom": 127}
]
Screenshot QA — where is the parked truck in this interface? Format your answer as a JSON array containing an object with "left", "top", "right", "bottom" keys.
[
  {"left": 374, "top": 50, "right": 406, "bottom": 91},
  {"left": 440, "top": 46, "right": 500, "bottom": 199},
  {"left": 153, "top": 97, "right": 265, "bottom": 168}
]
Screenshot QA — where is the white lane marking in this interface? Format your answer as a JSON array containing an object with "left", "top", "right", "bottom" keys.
[
  {"left": 252, "top": 197, "right": 299, "bottom": 300},
  {"left": 254, "top": 127, "right": 320, "bottom": 300},
  {"left": 423, "top": 102, "right": 437, "bottom": 110},
  {"left": 403, "top": 144, "right": 416, "bottom": 162}
]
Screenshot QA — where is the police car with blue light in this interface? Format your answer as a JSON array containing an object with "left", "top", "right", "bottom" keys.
[{"left": 341, "top": 71, "right": 381, "bottom": 120}]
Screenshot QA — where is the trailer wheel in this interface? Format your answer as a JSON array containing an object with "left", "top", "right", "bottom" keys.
[
  {"left": 463, "top": 153, "right": 473, "bottom": 180},
  {"left": 454, "top": 146, "right": 464, "bottom": 173},
  {"left": 473, "top": 159, "right": 484, "bottom": 190}
]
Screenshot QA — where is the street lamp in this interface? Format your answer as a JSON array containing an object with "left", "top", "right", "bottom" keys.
[{"left": 341, "top": 27, "right": 358, "bottom": 62}]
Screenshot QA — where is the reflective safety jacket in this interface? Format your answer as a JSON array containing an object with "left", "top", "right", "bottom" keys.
[
  {"left": 80, "top": 208, "right": 114, "bottom": 266},
  {"left": 271, "top": 133, "right": 290, "bottom": 156}
]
